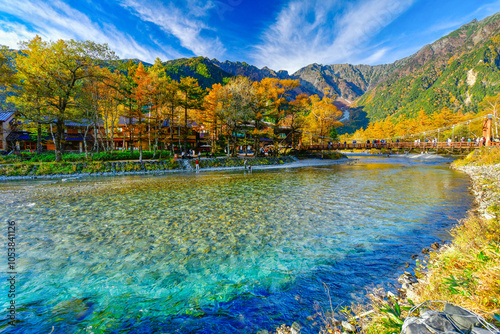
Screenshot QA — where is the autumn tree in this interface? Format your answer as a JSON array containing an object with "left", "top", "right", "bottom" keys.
[
  {"left": 98, "top": 69, "right": 124, "bottom": 152},
  {"left": 178, "top": 77, "right": 204, "bottom": 152},
  {"left": 286, "top": 93, "right": 309, "bottom": 149},
  {"left": 147, "top": 58, "right": 169, "bottom": 157},
  {"left": 305, "top": 93, "right": 342, "bottom": 145},
  {"left": 260, "top": 78, "right": 300, "bottom": 149},
  {"left": 6, "top": 38, "right": 53, "bottom": 154},
  {"left": 79, "top": 67, "right": 124, "bottom": 157},
  {"left": 249, "top": 80, "right": 272, "bottom": 154},
  {"left": 203, "top": 83, "right": 229, "bottom": 153},
  {"left": 8, "top": 36, "right": 116, "bottom": 161},
  {"left": 115, "top": 60, "right": 138, "bottom": 154},
  {"left": 0, "top": 46, "right": 15, "bottom": 89},
  {"left": 480, "top": 93, "right": 500, "bottom": 138},
  {"left": 132, "top": 62, "right": 154, "bottom": 161},
  {"left": 223, "top": 77, "right": 255, "bottom": 155},
  {"left": 162, "top": 77, "right": 181, "bottom": 154}
]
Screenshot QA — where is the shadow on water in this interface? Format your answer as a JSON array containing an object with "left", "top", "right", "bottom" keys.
[{"left": 1, "top": 157, "right": 473, "bottom": 334}]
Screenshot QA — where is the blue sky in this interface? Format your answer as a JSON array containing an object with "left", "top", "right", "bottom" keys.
[{"left": 1, "top": 0, "right": 500, "bottom": 73}]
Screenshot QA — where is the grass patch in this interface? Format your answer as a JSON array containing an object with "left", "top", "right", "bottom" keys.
[
  {"left": 453, "top": 147, "right": 500, "bottom": 167},
  {"left": 0, "top": 159, "right": 181, "bottom": 177},
  {"left": 412, "top": 213, "right": 500, "bottom": 316},
  {"left": 0, "top": 150, "right": 174, "bottom": 164}
]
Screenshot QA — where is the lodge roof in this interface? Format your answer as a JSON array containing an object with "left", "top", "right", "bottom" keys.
[
  {"left": 0, "top": 112, "right": 15, "bottom": 122},
  {"left": 6, "top": 131, "right": 31, "bottom": 141},
  {"left": 6, "top": 131, "right": 93, "bottom": 142}
]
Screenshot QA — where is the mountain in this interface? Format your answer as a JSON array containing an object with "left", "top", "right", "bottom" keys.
[
  {"left": 211, "top": 59, "right": 290, "bottom": 81},
  {"left": 7, "top": 11, "right": 498, "bottom": 135},
  {"left": 162, "top": 57, "right": 234, "bottom": 88},
  {"left": 129, "top": 9, "right": 500, "bottom": 134},
  {"left": 291, "top": 63, "right": 399, "bottom": 101},
  {"left": 355, "top": 13, "right": 500, "bottom": 121}
]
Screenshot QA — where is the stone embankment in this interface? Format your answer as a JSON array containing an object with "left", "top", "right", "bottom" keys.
[
  {"left": 452, "top": 163, "right": 500, "bottom": 221},
  {"left": 0, "top": 156, "right": 335, "bottom": 181}
]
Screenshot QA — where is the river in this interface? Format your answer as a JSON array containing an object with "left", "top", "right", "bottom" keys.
[{"left": 0, "top": 156, "right": 473, "bottom": 334}]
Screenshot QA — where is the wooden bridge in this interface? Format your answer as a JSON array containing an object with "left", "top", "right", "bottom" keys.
[
  {"left": 302, "top": 114, "right": 499, "bottom": 152},
  {"left": 301, "top": 141, "right": 500, "bottom": 152}
]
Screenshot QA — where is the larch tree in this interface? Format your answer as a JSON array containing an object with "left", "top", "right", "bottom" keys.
[
  {"left": 286, "top": 94, "right": 310, "bottom": 149},
  {"left": 260, "top": 78, "right": 300, "bottom": 151},
  {"left": 204, "top": 83, "right": 229, "bottom": 153},
  {"left": 162, "top": 77, "right": 181, "bottom": 154},
  {"left": 178, "top": 77, "right": 204, "bottom": 152},
  {"left": 305, "top": 93, "right": 342, "bottom": 145},
  {"left": 9, "top": 36, "right": 116, "bottom": 161},
  {"left": 223, "top": 76, "right": 254, "bottom": 156},
  {"left": 132, "top": 62, "right": 154, "bottom": 161},
  {"left": 116, "top": 60, "right": 138, "bottom": 155},
  {"left": 249, "top": 80, "right": 271, "bottom": 154},
  {"left": 148, "top": 58, "right": 168, "bottom": 157},
  {"left": 79, "top": 67, "right": 123, "bottom": 156}
]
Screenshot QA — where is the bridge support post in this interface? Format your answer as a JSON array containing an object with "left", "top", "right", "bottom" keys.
[{"left": 483, "top": 114, "right": 493, "bottom": 146}]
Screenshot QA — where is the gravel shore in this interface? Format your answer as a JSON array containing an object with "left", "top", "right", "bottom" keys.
[{"left": 453, "top": 163, "right": 500, "bottom": 220}]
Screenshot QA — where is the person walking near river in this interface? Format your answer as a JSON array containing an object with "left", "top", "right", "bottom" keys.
[{"left": 195, "top": 159, "right": 199, "bottom": 172}]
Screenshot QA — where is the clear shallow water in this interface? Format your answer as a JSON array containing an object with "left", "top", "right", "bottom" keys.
[{"left": 0, "top": 157, "right": 472, "bottom": 334}]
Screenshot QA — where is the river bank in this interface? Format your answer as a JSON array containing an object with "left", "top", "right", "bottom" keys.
[
  {"left": 349, "top": 149, "right": 500, "bottom": 334},
  {"left": 0, "top": 155, "right": 349, "bottom": 181}
]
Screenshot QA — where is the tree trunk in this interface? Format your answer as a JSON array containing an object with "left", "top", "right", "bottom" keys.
[
  {"left": 83, "top": 126, "right": 89, "bottom": 160},
  {"left": 129, "top": 117, "right": 134, "bottom": 155},
  {"left": 183, "top": 105, "right": 188, "bottom": 153},
  {"left": 53, "top": 120, "right": 63, "bottom": 162},
  {"left": 169, "top": 119, "right": 174, "bottom": 155},
  {"left": 110, "top": 123, "right": 115, "bottom": 152},
  {"left": 36, "top": 122, "right": 43, "bottom": 154},
  {"left": 138, "top": 116, "right": 143, "bottom": 160},
  {"left": 153, "top": 121, "right": 160, "bottom": 158}
]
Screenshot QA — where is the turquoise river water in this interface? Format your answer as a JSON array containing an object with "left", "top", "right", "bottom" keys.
[{"left": 0, "top": 157, "right": 473, "bottom": 333}]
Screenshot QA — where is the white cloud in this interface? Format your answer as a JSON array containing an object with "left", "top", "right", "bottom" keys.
[
  {"left": 472, "top": 0, "right": 500, "bottom": 18},
  {"left": 0, "top": 21, "right": 38, "bottom": 49},
  {"left": 119, "top": 0, "right": 225, "bottom": 58},
  {"left": 358, "top": 47, "right": 389, "bottom": 65},
  {"left": 253, "top": 0, "right": 415, "bottom": 73},
  {"left": 0, "top": 0, "right": 169, "bottom": 62}
]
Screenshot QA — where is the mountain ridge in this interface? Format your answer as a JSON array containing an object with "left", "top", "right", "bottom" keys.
[{"left": 8, "top": 12, "right": 499, "bottom": 135}]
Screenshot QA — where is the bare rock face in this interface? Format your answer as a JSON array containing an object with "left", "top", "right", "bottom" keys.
[{"left": 291, "top": 63, "right": 394, "bottom": 101}]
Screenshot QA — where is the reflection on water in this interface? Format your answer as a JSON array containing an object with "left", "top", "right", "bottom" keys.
[{"left": 0, "top": 158, "right": 472, "bottom": 333}]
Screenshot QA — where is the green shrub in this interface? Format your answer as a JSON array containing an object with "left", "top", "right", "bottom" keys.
[{"left": 0, "top": 155, "right": 22, "bottom": 164}]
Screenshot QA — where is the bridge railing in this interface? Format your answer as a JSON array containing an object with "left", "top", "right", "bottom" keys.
[{"left": 299, "top": 142, "right": 490, "bottom": 151}]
